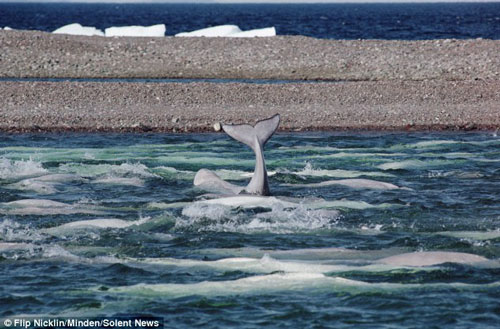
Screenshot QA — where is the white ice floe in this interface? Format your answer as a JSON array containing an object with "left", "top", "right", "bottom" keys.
[
  {"left": 104, "top": 24, "right": 166, "bottom": 37},
  {"left": 175, "top": 24, "right": 275, "bottom": 38},
  {"left": 53, "top": 23, "right": 104, "bottom": 36},
  {"left": 175, "top": 24, "right": 241, "bottom": 37}
]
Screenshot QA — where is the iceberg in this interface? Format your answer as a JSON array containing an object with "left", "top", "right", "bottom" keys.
[
  {"left": 175, "top": 25, "right": 242, "bottom": 37},
  {"left": 230, "top": 27, "right": 276, "bottom": 38},
  {"left": 53, "top": 23, "right": 104, "bottom": 36},
  {"left": 104, "top": 24, "right": 166, "bottom": 37}
]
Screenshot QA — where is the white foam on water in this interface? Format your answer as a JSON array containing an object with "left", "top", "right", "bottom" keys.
[
  {"left": 53, "top": 23, "right": 104, "bottom": 36},
  {"left": 0, "top": 219, "right": 43, "bottom": 242},
  {"left": 0, "top": 158, "right": 47, "bottom": 180},
  {"left": 104, "top": 24, "right": 166, "bottom": 37},
  {"left": 109, "top": 163, "right": 157, "bottom": 177},
  {"left": 212, "top": 169, "right": 277, "bottom": 181},
  {"left": 151, "top": 166, "right": 194, "bottom": 180},
  {"left": 181, "top": 203, "right": 232, "bottom": 221},
  {"left": 178, "top": 195, "right": 395, "bottom": 233},
  {"left": 177, "top": 201, "right": 341, "bottom": 234},
  {"left": 425, "top": 170, "right": 485, "bottom": 179},
  {"left": 59, "top": 162, "right": 156, "bottom": 178},
  {"left": 42, "top": 244, "right": 82, "bottom": 261},
  {"left": 247, "top": 205, "right": 341, "bottom": 234},
  {"left": 289, "top": 162, "right": 393, "bottom": 178}
]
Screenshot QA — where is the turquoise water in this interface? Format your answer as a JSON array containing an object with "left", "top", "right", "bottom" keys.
[{"left": 0, "top": 132, "right": 499, "bottom": 328}]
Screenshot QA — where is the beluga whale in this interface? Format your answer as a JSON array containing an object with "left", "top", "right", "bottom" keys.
[{"left": 194, "top": 114, "right": 280, "bottom": 196}]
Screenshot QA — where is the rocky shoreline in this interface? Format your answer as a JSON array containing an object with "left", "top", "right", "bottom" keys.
[{"left": 0, "top": 30, "right": 499, "bottom": 132}]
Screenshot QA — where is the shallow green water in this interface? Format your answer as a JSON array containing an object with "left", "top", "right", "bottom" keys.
[{"left": 0, "top": 132, "right": 499, "bottom": 328}]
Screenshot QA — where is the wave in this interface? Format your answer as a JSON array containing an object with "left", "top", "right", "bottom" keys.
[
  {"left": 59, "top": 162, "right": 157, "bottom": 178},
  {"left": 177, "top": 201, "right": 341, "bottom": 234},
  {"left": 0, "top": 158, "right": 47, "bottom": 180},
  {"left": 0, "top": 219, "right": 44, "bottom": 243}
]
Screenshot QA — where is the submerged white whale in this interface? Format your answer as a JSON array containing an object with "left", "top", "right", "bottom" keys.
[
  {"left": 43, "top": 217, "right": 150, "bottom": 235},
  {"left": 377, "top": 251, "right": 488, "bottom": 267},
  {"left": 288, "top": 178, "right": 405, "bottom": 190},
  {"left": 194, "top": 114, "right": 280, "bottom": 196}
]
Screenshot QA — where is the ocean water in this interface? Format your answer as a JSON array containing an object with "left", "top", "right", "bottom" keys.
[
  {"left": 0, "top": 132, "right": 499, "bottom": 328},
  {"left": 1, "top": 2, "right": 500, "bottom": 40}
]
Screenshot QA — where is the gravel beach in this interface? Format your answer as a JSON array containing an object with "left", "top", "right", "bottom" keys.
[{"left": 0, "top": 30, "right": 499, "bottom": 132}]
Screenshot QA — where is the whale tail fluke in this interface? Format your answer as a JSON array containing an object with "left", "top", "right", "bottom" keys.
[
  {"left": 194, "top": 114, "right": 280, "bottom": 196},
  {"left": 222, "top": 114, "right": 280, "bottom": 152}
]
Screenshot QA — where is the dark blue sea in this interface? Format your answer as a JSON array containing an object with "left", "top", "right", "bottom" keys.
[{"left": 1, "top": 2, "right": 500, "bottom": 39}]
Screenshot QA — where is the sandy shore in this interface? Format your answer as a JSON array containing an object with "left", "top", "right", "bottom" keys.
[
  {"left": 1, "top": 80, "right": 498, "bottom": 132},
  {"left": 0, "top": 30, "right": 499, "bottom": 132}
]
